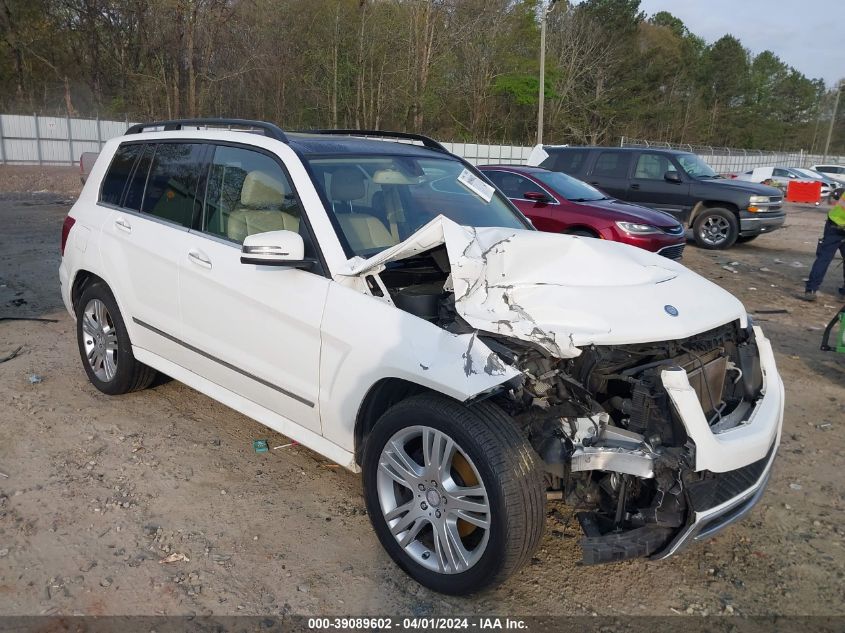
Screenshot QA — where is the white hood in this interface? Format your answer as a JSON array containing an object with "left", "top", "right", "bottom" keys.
[{"left": 342, "top": 216, "right": 747, "bottom": 358}]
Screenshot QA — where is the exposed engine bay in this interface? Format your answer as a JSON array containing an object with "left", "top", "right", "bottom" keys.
[{"left": 366, "top": 241, "right": 767, "bottom": 563}]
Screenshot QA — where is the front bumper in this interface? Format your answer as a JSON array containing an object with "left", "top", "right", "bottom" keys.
[
  {"left": 739, "top": 211, "right": 786, "bottom": 236},
  {"left": 655, "top": 325, "right": 784, "bottom": 556}
]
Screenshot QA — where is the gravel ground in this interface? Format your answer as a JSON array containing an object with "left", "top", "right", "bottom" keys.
[{"left": 0, "top": 186, "right": 843, "bottom": 618}]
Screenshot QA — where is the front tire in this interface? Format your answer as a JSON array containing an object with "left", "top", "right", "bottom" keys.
[
  {"left": 75, "top": 281, "right": 156, "bottom": 395},
  {"left": 693, "top": 208, "right": 739, "bottom": 249},
  {"left": 362, "top": 394, "right": 544, "bottom": 595}
]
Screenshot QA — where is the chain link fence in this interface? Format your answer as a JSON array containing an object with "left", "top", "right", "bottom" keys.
[{"left": 620, "top": 137, "right": 845, "bottom": 174}]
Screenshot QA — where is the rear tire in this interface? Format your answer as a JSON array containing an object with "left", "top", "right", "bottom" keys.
[
  {"left": 75, "top": 281, "right": 156, "bottom": 395},
  {"left": 693, "top": 208, "right": 739, "bottom": 249},
  {"left": 362, "top": 393, "right": 544, "bottom": 595}
]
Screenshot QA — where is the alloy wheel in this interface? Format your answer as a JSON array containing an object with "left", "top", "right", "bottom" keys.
[
  {"left": 81, "top": 298, "right": 118, "bottom": 382},
  {"left": 376, "top": 425, "right": 491, "bottom": 575},
  {"left": 699, "top": 215, "right": 730, "bottom": 246}
]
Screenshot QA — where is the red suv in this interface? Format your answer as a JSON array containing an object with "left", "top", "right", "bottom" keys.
[{"left": 480, "top": 165, "right": 686, "bottom": 259}]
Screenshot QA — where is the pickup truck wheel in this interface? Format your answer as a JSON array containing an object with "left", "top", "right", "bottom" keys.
[
  {"left": 693, "top": 208, "right": 739, "bottom": 249},
  {"left": 362, "top": 394, "right": 544, "bottom": 595},
  {"left": 75, "top": 281, "right": 156, "bottom": 395}
]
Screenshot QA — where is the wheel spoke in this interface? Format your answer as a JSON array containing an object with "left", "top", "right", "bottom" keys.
[
  {"left": 379, "top": 445, "right": 421, "bottom": 489},
  {"left": 384, "top": 499, "right": 416, "bottom": 523},
  {"left": 104, "top": 331, "right": 118, "bottom": 351},
  {"left": 433, "top": 520, "right": 461, "bottom": 573},
  {"left": 103, "top": 350, "right": 117, "bottom": 380},
  {"left": 390, "top": 507, "right": 421, "bottom": 536},
  {"left": 82, "top": 313, "right": 99, "bottom": 337},
  {"left": 397, "top": 517, "right": 427, "bottom": 549},
  {"left": 422, "top": 427, "right": 454, "bottom": 480}
]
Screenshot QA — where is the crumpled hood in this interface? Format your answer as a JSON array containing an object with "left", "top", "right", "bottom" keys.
[{"left": 342, "top": 216, "right": 747, "bottom": 358}]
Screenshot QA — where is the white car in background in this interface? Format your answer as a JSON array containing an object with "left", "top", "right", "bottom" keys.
[
  {"left": 737, "top": 166, "right": 832, "bottom": 199},
  {"left": 59, "top": 119, "right": 784, "bottom": 595},
  {"left": 811, "top": 164, "right": 845, "bottom": 187}
]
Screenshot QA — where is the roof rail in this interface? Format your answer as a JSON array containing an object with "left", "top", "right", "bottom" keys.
[
  {"left": 125, "top": 118, "right": 289, "bottom": 143},
  {"left": 302, "top": 129, "right": 447, "bottom": 153}
]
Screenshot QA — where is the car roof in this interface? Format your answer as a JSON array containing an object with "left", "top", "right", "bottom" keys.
[
  {"left": 285, "top": 133, "right": 448, "bottom": 159},
  {"left": 542, "top": 145, "right": 693, "bottom": 156},
  {"left": 478, "top": 164, "right": 550, "bottom": 174}
]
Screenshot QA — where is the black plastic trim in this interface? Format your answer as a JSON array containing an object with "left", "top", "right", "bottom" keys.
[{"left": 131, "top": 317, "right": 314, "bottom": 407}]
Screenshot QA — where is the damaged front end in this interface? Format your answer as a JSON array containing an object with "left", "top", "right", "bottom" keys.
[
  {"left": 341, "top": 216, "right": 783, "bottom": 565},
  {"left": 508, "top": 319, "right": 775, "bottom": 564}
]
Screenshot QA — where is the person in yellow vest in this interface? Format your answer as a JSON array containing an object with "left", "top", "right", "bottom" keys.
[{"left": 801, "top": 188, "right": 845, "bottom": 301}]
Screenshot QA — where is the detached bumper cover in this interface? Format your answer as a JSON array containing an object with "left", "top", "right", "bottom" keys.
[{"left": 655, "top": 325, "right": 784, "bottom": 557}]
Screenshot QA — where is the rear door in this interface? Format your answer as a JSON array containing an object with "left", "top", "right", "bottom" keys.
[
  {"left": 626, "top": 151, "right": 692, "bottom": 220},
  {"left": 98, "top": 141, "right": 208, "bottom": 361},
  {"left": 584, "top": 150, "right": 632, "bottom": 200},
  {"left": 177, "top": 143, "right": 328, "bottom": 434}
]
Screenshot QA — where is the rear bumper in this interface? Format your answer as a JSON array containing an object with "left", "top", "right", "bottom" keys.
[{"left": 739, "top": 211, "right": 786, "bottom": 236}]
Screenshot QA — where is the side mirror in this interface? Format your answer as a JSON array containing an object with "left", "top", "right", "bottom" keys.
[
  {"left": 664, "top": 171, "right": 682, "bottom": 183},
  {"left": 524, "top": 191, "right": 551, "bottom": 202},
  {"left": 240, "top": 230, "right": 313, "bottom": 268}
]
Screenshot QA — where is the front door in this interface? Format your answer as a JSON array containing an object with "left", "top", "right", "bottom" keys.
[
  {"left": 178, "top": 144, "right": 327, "bottom": 434},
  {"left": 626, "top": 152, "right": 691, "bottom": 222}
]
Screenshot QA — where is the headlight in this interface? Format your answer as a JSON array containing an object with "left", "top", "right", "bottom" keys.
[
  {"left": 749, "top": 195, "right": 771, "bottom": 204},
  {"left": 615, "top": 221, "right": 662, "bottom": 234}
]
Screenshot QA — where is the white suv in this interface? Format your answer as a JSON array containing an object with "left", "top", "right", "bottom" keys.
[{"left": 59, "top": 119, "right": 784, "bottom": 595}]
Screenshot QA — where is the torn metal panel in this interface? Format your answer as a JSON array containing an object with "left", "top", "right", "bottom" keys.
[{"left": 341, "top": 216, "right": 747, "bottom": 358}]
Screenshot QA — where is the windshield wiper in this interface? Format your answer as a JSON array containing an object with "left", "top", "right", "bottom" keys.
[{"left": 569, "top": 197, "right": 604, "bottom": 202}]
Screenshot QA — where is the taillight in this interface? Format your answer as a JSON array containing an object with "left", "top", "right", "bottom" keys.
[{"left": 61, "top": 216, "right": 76, "bottom": 255}]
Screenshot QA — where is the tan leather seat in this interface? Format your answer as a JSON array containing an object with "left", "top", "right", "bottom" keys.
[
  {"left": 329, "top": 167, "right": 396, "bottom": 251},
  {"left": 227, "top": 171, "right": 300, "bottom": 242},
  {"left": 337, "top": 214, "right": 395, "bottom": 252}
]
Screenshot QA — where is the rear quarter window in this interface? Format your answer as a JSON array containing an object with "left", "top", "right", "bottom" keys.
[
  {"left": 99, "top": 144, "right": 142, "bottom": 206},
  {"left": 541, "top": 149, "right": 588, "bottom": 175}
]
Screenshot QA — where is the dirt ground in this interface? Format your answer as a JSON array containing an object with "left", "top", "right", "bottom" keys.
[{"left": 0, "top": 174, "right": 843, "bottom": 617}]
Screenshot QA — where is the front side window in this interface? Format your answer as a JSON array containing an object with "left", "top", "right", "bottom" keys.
[
  {"left": 141, "top": 143, "right": 206, "bottom": 228},
  {"left": 634, "top": 153, "right": 676, "bottom": 180},
  {"left": 100, "top": 144, "right": 142, "bottom": 206},
  {"left": 305, "top": 155, "right": 527, "bottom": 257},
  {"left": 676, "top": 153, "right": 718, "bottom": 178},
  {"left": 592, "top": 151, "right": 631, "bottom": 178},
  {"left": 202, "top": 145, "right": 304, "bottom": 244}
]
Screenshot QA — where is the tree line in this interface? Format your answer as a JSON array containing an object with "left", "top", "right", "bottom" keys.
[{"left": 1, "top": 0, "right": 842, "bottom": 153}]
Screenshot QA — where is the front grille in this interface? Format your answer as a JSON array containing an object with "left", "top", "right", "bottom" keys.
[
  {"left": 685, "top": 442, "right": 775, "bottom": 512},
  {"left": 658, "top": 243, "right": 685, "bottom": 259}
]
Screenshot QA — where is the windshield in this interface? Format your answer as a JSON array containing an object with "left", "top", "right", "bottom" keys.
[
  {"left": 676, "top": 153, "right": 718, "bottom": 178},
  {"left": 532, "top": 170, "right": 608, "bottom": 201},
  {"left": 306, "top": 155, "right": 528, "bottom": 257}
]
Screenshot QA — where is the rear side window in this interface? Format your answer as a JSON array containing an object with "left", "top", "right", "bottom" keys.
[
  {"left": 592, "top": 151, "right": 631, "bottom": 178},
  {"left": 541, "top": 149, "right": 587, "bottom": 174},
  {"left": 485, "top": 171, "right": 537, "bottom": 199},
  {"left": 100, "top": 144, "right": 142, "bottom": 205},
  {"left": 141, "top": 143, "right": 207, "bottom": 228}
]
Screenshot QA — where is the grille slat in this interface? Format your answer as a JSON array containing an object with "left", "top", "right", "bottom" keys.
[{"left": 658, "top": 243, "right": 685, "bottom": 259}]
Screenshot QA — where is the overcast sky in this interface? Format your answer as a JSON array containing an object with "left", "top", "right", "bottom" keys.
[{"left": 636, "top": 0, "right": 842, "bottom": 87}]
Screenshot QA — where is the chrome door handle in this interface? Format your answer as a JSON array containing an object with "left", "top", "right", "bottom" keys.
[
  {"left": 114, "top": 217, "right": 132, "bottom": 233},
  {"left": 188, "top": 249, "right": 212, "bottom": 269}
]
